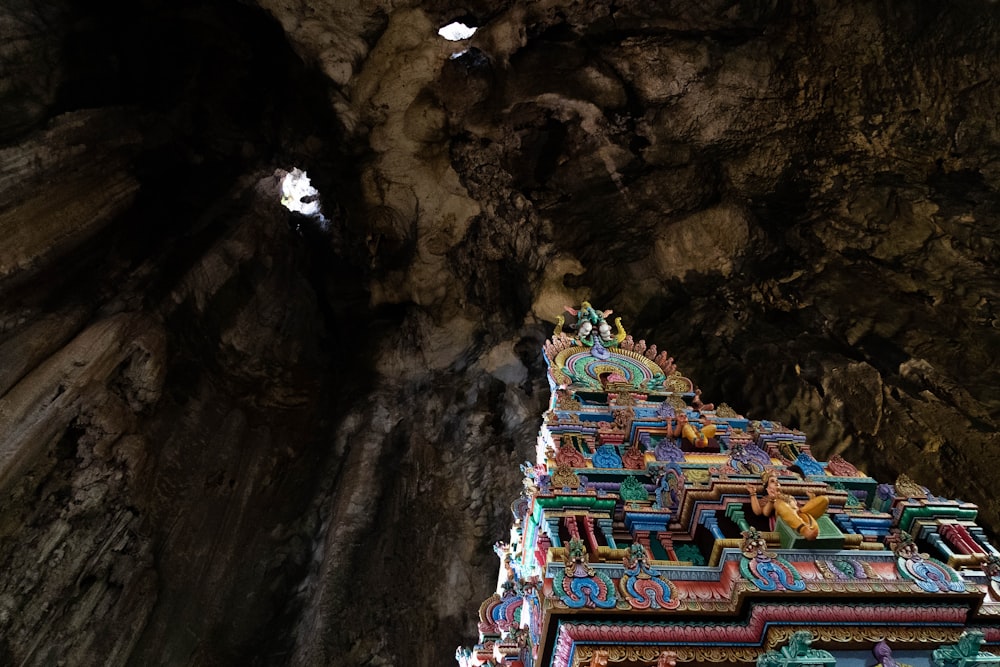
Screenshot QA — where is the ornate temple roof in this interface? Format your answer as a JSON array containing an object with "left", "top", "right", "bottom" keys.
[{"left": 458, "top": 305, "right": 1000, "bottom": 667}]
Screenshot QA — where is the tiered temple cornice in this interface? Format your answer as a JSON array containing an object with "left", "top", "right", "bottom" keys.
[{"left": 458, "top": 304, "right": 1000, "bottom": 667}]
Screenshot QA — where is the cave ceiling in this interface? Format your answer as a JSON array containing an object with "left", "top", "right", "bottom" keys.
[{"left": 0, "top": 1, "right": 998, "bottom": 665}]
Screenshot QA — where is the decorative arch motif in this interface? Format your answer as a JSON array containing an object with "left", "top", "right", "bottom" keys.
[
  {"left": 741, "top": 554, "right": 807, "bottom": 592},
  {"left": 728, "top": 440, "right": 771, "bottom": 474},
  {"left": 478, "top": 590, "right": 524, "bottom": 633},
  {"left": 619, "top": 544, "right": 680, "bottom": 610},
  {"left": 553, "top": 346, "right": 674, "bottom": 392},
  {"left": 793, "top": 452, "right": 824, "bottom": 476},
  {"left": 664, "top": 373, "right": 694, "bottom": 393},
  {"left": 655, "top": 441, "right": 684, "bottom": 462},
  {"left": 897, "top": 555, "right": 966, "bottom": 593},
  {"left": 593, "top": 444, "right": 623, "bottom": 468},
  {"left": 619, "top": 475, "right": 649, "bottom": 502},
  {"left": 553, "top": 538, "right": 618, "bottom": 609},
  {"left": 741, "top": 529, "right": 806, "bottom": 592},
  {"left": 552, "top": 568, "right": 617, "bottom": 609},
  {"left": 890, "top": 529, "right": 966, "bottom": 593}
]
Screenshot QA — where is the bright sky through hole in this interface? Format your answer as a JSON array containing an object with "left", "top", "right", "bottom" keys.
[
  {"left": 280, "top": 168, "right": 322, "bottom": 218},
  {"left": 438, "top": 22, "right": 477, "bottom": 41}
]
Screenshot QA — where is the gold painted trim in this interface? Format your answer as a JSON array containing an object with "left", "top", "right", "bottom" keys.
[{"left": 571, "top": 625, "right": 967, "bottom": 665}]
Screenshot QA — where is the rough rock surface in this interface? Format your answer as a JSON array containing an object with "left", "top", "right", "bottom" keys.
[{"left": 1, "top": 1, "right": 998, "bottom": 666}]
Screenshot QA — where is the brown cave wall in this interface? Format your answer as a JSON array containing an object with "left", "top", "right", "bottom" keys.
[{"left": 1, "top": 1, "right": 999, "bottom": 666}]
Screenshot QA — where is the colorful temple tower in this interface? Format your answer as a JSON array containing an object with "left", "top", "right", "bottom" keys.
[{"left": 458, "top": 304, "right": 1000, "bottom": 667}]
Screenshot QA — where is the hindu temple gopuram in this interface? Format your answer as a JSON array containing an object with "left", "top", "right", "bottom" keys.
[{"left": 458, "top": 304, "right": 1000, "bottom": 667}]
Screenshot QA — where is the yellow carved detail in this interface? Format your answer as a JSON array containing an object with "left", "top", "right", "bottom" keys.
[{"left": 613, "top": 316, "right": 627, "bottom": 344}]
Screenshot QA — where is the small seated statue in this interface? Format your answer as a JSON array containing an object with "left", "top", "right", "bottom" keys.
[
  {"left": 667, "top": 413, "right": 717, "bottom": 449},
  {"left": 746, "top": 469, "right": 829, "bottom": 540}
]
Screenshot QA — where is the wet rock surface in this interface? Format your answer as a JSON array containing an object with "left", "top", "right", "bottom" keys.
[{"left": 1, "top": 1, "right": 998, "bottom": 665}]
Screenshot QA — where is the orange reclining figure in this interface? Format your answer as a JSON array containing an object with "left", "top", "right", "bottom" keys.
[{"left": 746, "top": 469, "right": 828, "bottom": 540}]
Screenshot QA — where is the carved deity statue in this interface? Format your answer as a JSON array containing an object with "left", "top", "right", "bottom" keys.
[
  {"left": 746, "top": 469, "right": 829, "bottom": 540},
  {"left": 667, "top": 412, "right": 717, "bottom": 449}
]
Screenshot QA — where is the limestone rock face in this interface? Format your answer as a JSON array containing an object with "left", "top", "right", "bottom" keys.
[{"left": 0, "top": 1, "right": 998, "bottom": 666}]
